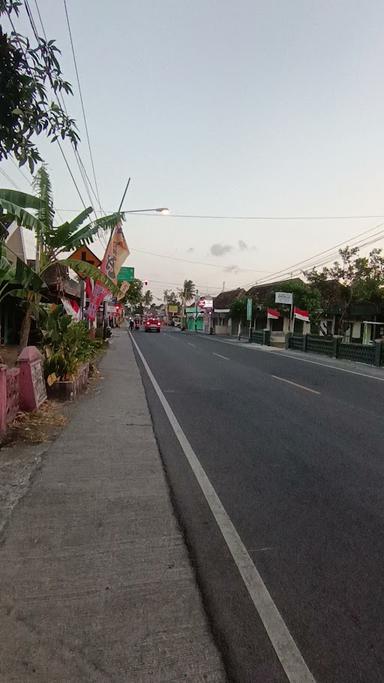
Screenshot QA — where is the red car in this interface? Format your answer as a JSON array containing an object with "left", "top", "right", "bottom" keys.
[{"left": 145, "top": 318, "right": 161, "bottom": 333}]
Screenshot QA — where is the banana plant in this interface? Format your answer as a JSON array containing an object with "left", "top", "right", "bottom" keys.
[
  {"left": 0, "top": 165, "right": 124, "bottom": 346},
  {"left": 0, "top": 242, "right": 46, "bottom": 306}
]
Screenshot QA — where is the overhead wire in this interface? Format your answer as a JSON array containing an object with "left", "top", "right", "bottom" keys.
[
  {"left": 10, "top": 157, "right": 33, "bottom": 186},
  {"left": 123, "top": 212, "right": 384, "bottom": 221},
  {"left": 249, "top": 221, "right": 384, "bottom": 287},
  {"left": 24, "top": 0, "right": 98, "bottom": 214},
  {"left": 130, "top": 247, "right": 269, "bottom": 272},
  {"left": 0, "top": 168, "right": 18, "bottom": 189},
  {"left": 7, "top": 3, "right": 88, "bottom": 211},
  {"left": 62, "top": 0, "right": 102, "bottom": 213},
  {"left": 33, "top": 0, "right": 110, "bottom": 248}
]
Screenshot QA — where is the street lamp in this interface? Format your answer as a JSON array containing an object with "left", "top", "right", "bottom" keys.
[
  {"left": 123, "top": 207, "right": 170, "bottom": 215},
  {"left": 117, "top": 178, "right": 169, "bottom": 216}
]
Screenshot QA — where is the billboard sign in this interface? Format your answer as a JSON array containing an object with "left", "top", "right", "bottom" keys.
[
  {"left": 198, "top": 298, "right": 213, "bottom": 310},
  {"left": 117, "top": 266, "right": 135, "bottom": 283},
  {"left": 275, "top": 291, "right": 293, "bottom": 305}
]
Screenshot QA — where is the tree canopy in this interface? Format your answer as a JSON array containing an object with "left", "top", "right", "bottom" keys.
[
  {"left": 180, "top": 279, "right": 195, "bottom": 303},
  {"left": 0, "top": 0, "right": 79, "bottom": 172}
]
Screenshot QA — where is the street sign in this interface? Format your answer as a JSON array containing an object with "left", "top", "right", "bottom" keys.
[
  {"left": 275, "top": 291, "right": 293, "bottom": 305},
  {"left": 246, "top": 298, "right": 253, "bottom": 321},
  {"left": 117, "top": 266, "right": 135, "bottom": 283}
]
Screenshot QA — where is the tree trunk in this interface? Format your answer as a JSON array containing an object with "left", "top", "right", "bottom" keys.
[{"left": 19, "top": 304, "right": 32, "bottom": 349}]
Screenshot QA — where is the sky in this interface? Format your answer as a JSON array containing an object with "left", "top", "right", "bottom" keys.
[{"left": 3, "top": 0, "right": 384, "bottom": 300}]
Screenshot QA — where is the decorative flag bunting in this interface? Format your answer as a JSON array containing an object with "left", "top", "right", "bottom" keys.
[
  {"left": 267, "top": 307, "right": 280, "bottom": 320},
  {"left": 87, "top": 223, "right": 129, "bottom": 321},
  {"left": 61, "top": 297, "right": 81, "bottom": 321},
  {"left": 294, "top": 307, "right": 310, "bottom": 322}
]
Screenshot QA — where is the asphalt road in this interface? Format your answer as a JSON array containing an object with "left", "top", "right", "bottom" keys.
[{"left": 131, "top": 327, "right": 384, "bottom": 683}]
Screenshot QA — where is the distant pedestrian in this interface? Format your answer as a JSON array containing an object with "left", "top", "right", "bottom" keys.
[{"left": 129, "top": 319, "right": 134, "bottom": 331}]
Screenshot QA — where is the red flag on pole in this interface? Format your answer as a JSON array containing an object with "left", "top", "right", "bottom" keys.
[
  {"left": 293, "top": 307, "right": 310, "bottom": 322},
  {"left": 267, "top": 307, "right": 280, "bottom": 320}
]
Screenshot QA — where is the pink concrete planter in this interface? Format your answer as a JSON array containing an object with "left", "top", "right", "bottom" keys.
[
  {"left": 47, "top": 363, "right": 90, "bottom": 401},
  {"left": 17, "top": 346, "right": 47, "bottom": 412},
  {"left": 0, "top": 365, "right": 20, "bottom": 435}
]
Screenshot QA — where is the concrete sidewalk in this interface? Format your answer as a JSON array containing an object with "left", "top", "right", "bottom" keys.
[{"left": 0, "top": 330, "right": 226, "bottom": 682}]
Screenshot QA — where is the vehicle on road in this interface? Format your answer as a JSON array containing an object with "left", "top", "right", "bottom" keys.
[{"left": 145, "top": 318, "right": 161, "bottom": 333}]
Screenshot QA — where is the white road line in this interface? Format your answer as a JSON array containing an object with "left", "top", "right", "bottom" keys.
[
  {"left": 198, "top": 335, "right": 384, "bottom": 383},
  {"left": 188, "top": 342, "right": 196, "bottom": 348},
  {"left": 130, "top": 333, "right": 316, "bottom": 683},
  {"left": 212, "top": 352, "right": 230, "bottom": 360},
  {"left": 272, "top": 375, "right": 321, "bottom": 395}
]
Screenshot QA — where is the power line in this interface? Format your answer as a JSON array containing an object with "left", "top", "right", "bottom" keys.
[
  {"left": 10, "top": 2, "right": 88, "bottom": 210},
  {"left": 246, "top": 220, "right": 384, "bottom": 287},
  {"left": 51, "top": 208, "right": 384, "bottom": 221},
  {"left": 144, "top": 278, "right": 220, "bottom": 291},
  {"left": 130, "top": 247, "right": 269, "bottom": 272},
  {"left": 63, "top": 0, "right": 102, "bottom": 213},
  {"left": 127, "top": 212, "right": 384, "bottom": 221},
  {"left": 25, "top": 0, "right": 106, "bottom": 218},
  {"left": 10, "top": 157, "right": 33, "bottom": 186},
  {"left": 0, "top": 168, "right": 18, "bottom": 189},
  {"left": 34, "top": 0, "right": 107, "bottom": 236},
  {"left": 247, "top": 231, "right": 384, "bottom": 286}
]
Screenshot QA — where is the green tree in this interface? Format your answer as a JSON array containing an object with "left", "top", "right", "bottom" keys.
[
  {"left": 163, "top": 289, "right": 179, "bottom": 304},
  {"left": 0, "top": 0, "right": 79, "bottom": 172},
  {"left": 305, "top": 246, "right": 384, "bottom": 329},
  {"left": 0, "top": 166, "right": 122, "bottom": 346},
  {"left": 142, "top": 289, "right": 153, "bottom": 308},
  {"left": 229, "top": 298, "right": 247, "bottom": 323},
  {"left": 126, "top": 279, "right": 143, "bottom": 307}
]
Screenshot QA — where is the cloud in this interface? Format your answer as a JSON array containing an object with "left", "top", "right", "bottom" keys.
[
  {"left": 224, "top": 264, "right": 241, "bottom": 274},
  {"left": 238, "top": 240, "right": 248, "bottom": 251},
  {"left": 210, "top": 243, "right": 233, "bottom": 257},
  {"left": 187, "top": 247, "right": 194, "bottom": 253}
]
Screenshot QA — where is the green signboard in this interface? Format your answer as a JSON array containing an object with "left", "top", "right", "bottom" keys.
[
  {"left": 117, "top": 266, "right": 135, "bottom": 283},
  {"left": 246, "top": 297, "right": 252, "bottom": 322}
]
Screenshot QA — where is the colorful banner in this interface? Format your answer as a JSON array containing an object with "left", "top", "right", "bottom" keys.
[
  {"left": 87, "top": 223, "right": 129, "bottom": 321},
  {"left": 117, "top": 280, "right": 130, "bottom": 300}
]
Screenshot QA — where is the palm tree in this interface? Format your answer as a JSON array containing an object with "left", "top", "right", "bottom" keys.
[
  {"left": 0, "top": 166, "right": 123, "bottom": 346},
  {"left": 179, "top": 279, "right": 196, "bottom": 329},
  {"left": 181, "top": 279, "right": 196, "bottom": 303}
]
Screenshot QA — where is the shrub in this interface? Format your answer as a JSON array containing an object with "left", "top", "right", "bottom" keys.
[{"left": 39, "top": 307, "right": 102, "bottom": 382}]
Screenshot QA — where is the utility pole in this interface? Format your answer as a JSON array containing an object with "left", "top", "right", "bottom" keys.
[{"left": 195, "top": 289, "right": 199, "bottom": 332}]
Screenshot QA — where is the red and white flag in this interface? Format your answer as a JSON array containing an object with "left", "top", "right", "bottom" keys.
[
  {"left": 294, "top": 307, "right": 310, "bottom": 322},
  {"left": 85, "top": 277, "right": 94, "bottom": 299},
  {"left": 61, "top": 297, "right": 81, "bottom": 321},
  {"left": 267, "top": 307, "right": 280, "bottom": 320}
]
